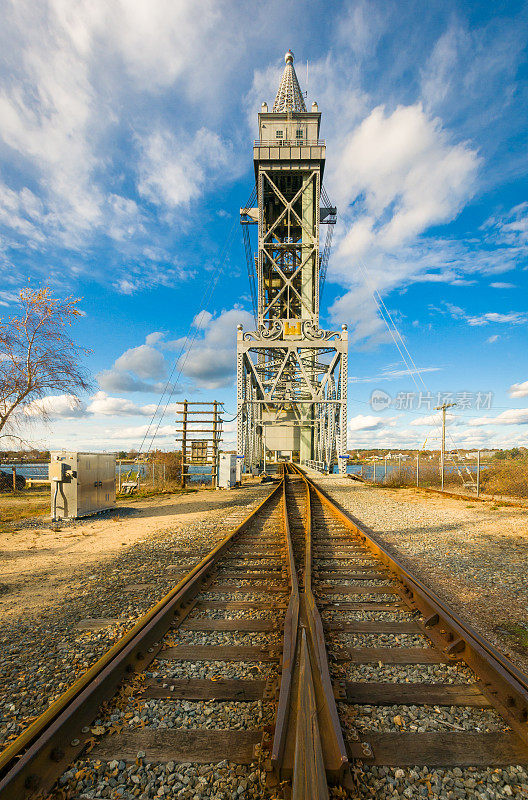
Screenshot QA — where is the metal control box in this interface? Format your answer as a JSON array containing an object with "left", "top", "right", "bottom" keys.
[
  {"left": 50, "top": 451, "right": 116, "bottom": 520},
  {"left": 217, "top": 454, "right": 238, "bottom": 489}
]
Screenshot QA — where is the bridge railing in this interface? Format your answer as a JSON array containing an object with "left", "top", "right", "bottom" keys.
[{"left": 302, "top": 459, "right": 329, "bottom": 474}]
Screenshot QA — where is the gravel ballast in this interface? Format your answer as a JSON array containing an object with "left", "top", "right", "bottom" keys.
[
  {"left": 309, "top": 471, "right": 528, "bottom": 798},
  {"left": 0, "top": 487, "right": 271, "bottom": 750},
  {"left": 311, "top": 474, "right": 528, "bottom": 675}
]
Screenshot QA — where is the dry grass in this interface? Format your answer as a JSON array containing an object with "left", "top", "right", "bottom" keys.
[
  {"left": 381, "top": 464, "right": 442, "bottom": 488},
  {"left": 0, "top": 482, "right": 199, "bottom": 531},
  {"left": 480, "top": 458, "right": 528, "bottom": 499},
  {"left": 376, "top": 457, "right": 528, "bottom": 501},
  {"left": 495, "top": 622, "right": 528, "bottom": 655},
  {"left": 0, "top": 489, "right": 49, "bottom": 530},
  {"left": 117, "top": 482, "right": 198, "bottom": 502}
]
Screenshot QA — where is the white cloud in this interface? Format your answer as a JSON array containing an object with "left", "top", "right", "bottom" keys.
[
  {"left": 144, "top": 331, "right": 166, "bottom": 346},
  {"left": 326, "top": 102, "right": 479, "bottom": 344},
  {"left": 97, "top": 333, "right": 177, "bottom": 393},
  {"left": 332, "top": 104, "right": 479, "bottom": 251},
  {"left": 137, "top": 128, "right": 233, "bottom": 209},
  {"left": 486, "top": 334, "right": 500, "bottom": 344},
  {"left": 335, "top": 1, "right": 386, "bottom": 56},
  {"left": 192, "top": 311, "right": 213, "bottom": 329},
  {"left": 347, "top": 414, "right": 395, "bottom": 432},
  {"left": 349, "top": 364, "right": 442, "bottom": 384},
  {"left": 179, "top": 308, "right": 254, "bottom": 389},
  {"left": 86, "top": 391, "right": 182, "bottom": 417},
  {"left": 97, "top": 370, "right": 168, "bottom": 394},
  {"left": 438, "top": 302, "right": 528, "bottom": 328},
  {"left": 86, "top": 392, "right": 142, "bottom": 417},
  {"left": 420, "top": 26, "right": 466, "bottom": 109},
  {"left": 490, "top": 282, "right": 516, "bottom": 289},
  {"left": 0, "top": 0, "right": 245, "bottom": 289},
  {"left": 114, "top": 344, "right": 166, "bottom": 380},
  {"left": 107, "top": 423, "right": 177, "bottom": 440},
  {"left": 500, "top": 204, "right": 528, "bottom": 244},
  {"left": 101, "top": 0, "right": 225, "bottom": 92},
  {"left": 419, "top": 18, "right": 526, "bottom": 131},
  {"left": 469, "top": 409, "right": 528, "bottom": 427},
  {"left": 509, "top": 381, "right": 528, "bottom": 399},
  {"left": 465, "top": 311, "right": 527, "bottom": 327},
  {"left": 113, "top": 279, "right": 143, "bottom": 296},
  {"left": 24, "top": 394, "right": 85, "bottom": 418},
  {"left": 482, "top": 203, "right": 528, "bottom": 248},
  {"left": 97, "top": 309, "right": 253, "bottom": 396}
]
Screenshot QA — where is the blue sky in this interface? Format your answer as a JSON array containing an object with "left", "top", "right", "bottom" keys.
[{"left": 1, "top": 0, "right": 528, "bottom": 453}]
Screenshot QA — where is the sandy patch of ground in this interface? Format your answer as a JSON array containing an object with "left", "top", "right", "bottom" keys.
[{"left": 0, "top": 484, "right": 264, "bottom": 620}]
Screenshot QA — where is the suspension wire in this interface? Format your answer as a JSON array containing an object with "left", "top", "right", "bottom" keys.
[
  {"left": 355, "top": 259, "right": 476, "bottom": 486},
  {"left": 130, "top": 213, "right": 241, "bottom": 467},
  {"left": 242, "top": 223, "right": 258, "bottom": 324},
  {"left": 319, "top": 182, "right": 337, "bottom": 304},
  {"left": 370, "top": 284, "right": 475, "bottom": 482},
  {"left": 321, "top": 183, "right": 333, "bottom": 208},
  {"left": 319, "top": 224, "right": 334, "bottom": 300},
  {"left": 239, "top": 185, "right": 258, "bottom": 324}
]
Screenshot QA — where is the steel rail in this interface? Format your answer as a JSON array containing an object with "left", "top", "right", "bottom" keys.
[
  {"left": 295, "top": 464, "right": 528, "bottom": 749},
  {"left": 300, "top": 470, "right": 348, "bottom": 783},
  {"left": 271, "top": 465, "right": 348, "bottom": 796},
  {"left": 271, "top": 466, "right": 300, "bottom": 774},
  {"left": 292, "top": 630, "right": 329, "bottom": 800},
  {"left": 0, "top": 480, "right": 283, "bottom": 800}
]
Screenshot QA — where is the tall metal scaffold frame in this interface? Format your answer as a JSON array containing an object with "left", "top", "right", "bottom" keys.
[{"left": 175, "top": 401, "right": 223, "bottom": 488}]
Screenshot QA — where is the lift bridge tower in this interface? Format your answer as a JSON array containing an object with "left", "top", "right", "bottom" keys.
[{"left": 237, "top": 50, "right": 348, "bottom": 474}]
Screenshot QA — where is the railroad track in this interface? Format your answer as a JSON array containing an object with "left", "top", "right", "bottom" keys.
[{"left": 0, "top": 465, "right": 527, "bottom": 799}]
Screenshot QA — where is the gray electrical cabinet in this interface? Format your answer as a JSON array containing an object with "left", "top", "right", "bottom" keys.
[
  {"left": 50, "top": 451, "right": 116, "bottom": 520},
  {"left": 217, "top": 454, "right": 238, "bottom": 489}
]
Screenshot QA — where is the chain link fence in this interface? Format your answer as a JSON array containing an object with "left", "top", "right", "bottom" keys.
[{"left": 347, "top": 453, "right": 528, "bottom": 501}]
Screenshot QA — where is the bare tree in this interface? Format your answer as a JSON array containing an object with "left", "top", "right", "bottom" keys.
[{"left": 0, "top": 287, "right": 91, "bottom": 439}]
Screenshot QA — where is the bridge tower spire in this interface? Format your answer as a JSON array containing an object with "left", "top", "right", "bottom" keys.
[
  {"left": 237, "top": 51, "right": 348, "bottom": 474},
  {"left": 273, "top": 49, "right": 307, "bottom": 113}
]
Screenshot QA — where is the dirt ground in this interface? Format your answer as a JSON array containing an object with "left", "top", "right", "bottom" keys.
[
  {"left": 306, "top": 470, "right": 528, "bottom": 674},
  {"left": 0, "top": 484, "right": 264, "bottom": 621},
  {"left": 3, "top": 474, "right": 528, "bottom": 673}
]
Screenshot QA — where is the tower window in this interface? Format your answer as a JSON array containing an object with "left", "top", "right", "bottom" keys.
[
  {"left": 295, "top": 129, "right": 303, "bottom": 139},
  {"left": 276, "top": 130, "right": 283, "bottom": 139}
]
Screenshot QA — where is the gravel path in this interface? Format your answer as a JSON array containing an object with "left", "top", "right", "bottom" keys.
[
  {"left": 338, "top": 766, "right": 528, "bottom": 799},
  {"left": 57, "top": 759, "right": 265, "bottom": 799},
  {"left": 40, "top": 485, "right": 283, "bottom": 799},
  {"left": 0, "top": 486, "right": 270, "bottom": 751},
  {"left": 340, "top": 702, "right": 507, "bottom": 733},
  {"left": 309, "top": 472, "right": 528, "bottom": 799},
  {"left": 312, "top": 475, "right": 528, "bottom": 675}
]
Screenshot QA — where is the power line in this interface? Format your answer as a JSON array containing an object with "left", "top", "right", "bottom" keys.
[
  {"left": 353, "top": 259, "right": 477, "bottom": 485},
  {"left": 132, "top": 213, "right": 241, "bottom": 462}
]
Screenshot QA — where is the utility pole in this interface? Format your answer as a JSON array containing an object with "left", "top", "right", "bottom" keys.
[
  {"left": 212, "top": 400, "right": 218, "bottom": 489},
  {"left": 434, "top": 402, "right": 457, "bottom": 490},
  {"left": 181, "top": 399, "right": 188, "bottom": 490}
]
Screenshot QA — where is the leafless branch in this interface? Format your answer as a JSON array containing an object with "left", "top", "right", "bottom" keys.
[{"left": 0, "top": 287, "right": 92, "bottom": 436}]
